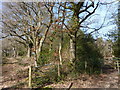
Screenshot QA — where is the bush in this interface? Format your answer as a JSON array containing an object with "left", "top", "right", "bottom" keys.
[
  {"left": 32, "top": 76, "right": 50, "bottom": 88},
  {"left": 18, "top": 50, "right": 26, "bottom": 56},
  {"left": 37, "top": 48, "right": 54, "bottom": 66},
  {"left": 45, "top": 65, "right": 60, "bottom": 83},
  {"left": 32, "top": 65, "right": 61, "bottom": 88}
]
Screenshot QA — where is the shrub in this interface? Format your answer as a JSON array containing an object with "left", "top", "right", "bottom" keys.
[
  {"left": 18, "top": 50, "right": 26, "bottom": 56},
  {"left": 37, "top": 48, "right": 54, "bottom": 66}
]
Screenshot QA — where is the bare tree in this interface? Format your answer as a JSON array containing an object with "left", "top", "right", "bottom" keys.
[
  {"left": 2, "top": 2, "right": 54, "bottom": 66},
  {"left": 2, "top": 37, "right": 25, "bottom": 57}
]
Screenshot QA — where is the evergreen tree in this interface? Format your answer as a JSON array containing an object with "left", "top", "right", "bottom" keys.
[{"left": 75, "top": 31, "right": 103, "bottom": 74}]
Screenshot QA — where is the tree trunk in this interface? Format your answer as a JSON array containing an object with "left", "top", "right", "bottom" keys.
[
  {"left": 59, "top": 42, "right": 62, "bottom": 65},
  {"left": 13, "top": 47, "right": 16, "bottom": 57},
  {"left": 58, "top": 63, "right": 60, "bottom": 77},
  {"left": 34, "top": 59, "right": 38, "bottom": 67},
  {"left": 34, "top": 48, "right": 39, "bottom": 67},
  {"left": 28, "top": 66, "right": 32, "bottom": 88},
  {"left": 27, "top": 47, "right": 31, "bottom": 58},
  {"left": 70, "top": 38, "right": 76, "bottom": 64},
  {"left": 49, "top": 43, "right": 52, "bottom": 52}
]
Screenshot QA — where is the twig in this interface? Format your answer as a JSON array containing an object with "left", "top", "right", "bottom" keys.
[{"left": 67, "top": 82, "right": 73, "bottom": 90}]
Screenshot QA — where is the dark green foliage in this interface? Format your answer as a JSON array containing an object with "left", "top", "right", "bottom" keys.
[
  {"left": 108, "top": 29, "right": 120, "bottom": 58},
  {"left": 32, "top": 67, "right": 51, "bottom": 88},
  {"left": 113, "top": 37, "right": 120, "bottom": 58},
  {"left": 37, "top": 48, "right": 54, "bottom": 66},
  {"left": 109, "top": 30, "right": 120, "bottom": 58},
  {"left": 62, "top": 34, "right": 70, "bottom": 50},
  {"left": 45, "top": 65, "right": 60, "bottom": 82},
  {"left": 112, "top": 3, "right": 120, "bottom": 58},
  {"left": 60, "top": 61, "right": 75, "bottom": 79},
  {"left": 75, "top": 31, "right": 103, "bottom": 74},
  {"left": 32, "top": 31, "right": 104, "bottom": 88},
  {"left": 32, "top": 76, "right": 50, "bottom": 88},
  {"left": 18, "top": 49, "right": 26, "bottom": 56},
  {"left": 32, "top": 65, "right": 61, "bottom": 88}
]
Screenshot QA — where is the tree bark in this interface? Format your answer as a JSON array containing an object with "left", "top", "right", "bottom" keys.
[
  {"left": 58, "top": 63, "right": 60, "bottom": 77},
  {"left": 28, "top": 66, "right": 32, "bottom": 88},
  {"left": 38, "top": 36, "right": 45, "bottom": 53},
  {"left": 70, "top": 37, "right": 76, "bottom": 64},
  {"left": 59, "top": 42, "right": 62, "bottom": 65},
  {"left": 33, "top": 36, "right": 45, "bottom": 67},
  {"left": 27, "top": 47, "right": 32, "bottom": 58},
  {"left": 34, "top": 59, "right": 38, "bottom": 67}
]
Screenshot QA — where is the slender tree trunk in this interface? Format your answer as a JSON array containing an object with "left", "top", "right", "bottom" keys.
[
  {"left": 39, "top": 36, "right": 45, "bottom": 53},
  {"left": 34, "top": 38, "right": 38, "bottom": 67},
  {"left": 58, "top": 63, "right": 60, "bottom": 77},
  {"left": 27, "top": 47, "right": 31, "bottom": 58},
  {"left": 59, "top": 42, "right": 62, "bottom": 65},
  {"left": 49, "top": 43, "right": 52, "bottom": 52},
  {"left": 13, "top": 47, "right": 16, "bottom": 57},
  {"left": 28, "top": 66, "right": 32, "bottom": 88},
  {"left": 34, "top": 59, "right": 38, "bottom": 67},
  {"left": 34, "top": 50, "right": 38, "bottom": 67}
]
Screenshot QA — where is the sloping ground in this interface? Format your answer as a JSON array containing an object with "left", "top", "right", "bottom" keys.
[
  {"left": 1, "top": 57, "right": 34, "bottom": 89},
  {"left": 1, "top": 57, "right": 55, "bottom": 89},
  {"left": 1, "top": 57, "right": 120, "bottom": 89},
  {"left": 45, "top": 70, "right": 119, "bottom": 88}
]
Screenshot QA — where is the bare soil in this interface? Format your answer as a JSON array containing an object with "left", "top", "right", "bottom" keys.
[
  {"left": 46, "top": 70, "right": 119, "bottom": 88},
  {"left": 1, "top": 57, "right": 120, "bottom": 89},
  {"left": 1, "top": 57, "right": 33, "bottom": 89}
]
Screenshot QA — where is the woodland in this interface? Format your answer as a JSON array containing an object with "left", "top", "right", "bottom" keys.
[{"left": 1, "top": 0, "right": 120, "bottom": 88}]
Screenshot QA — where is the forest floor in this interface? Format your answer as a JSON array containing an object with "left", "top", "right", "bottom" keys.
[
  {"left": 1, "top": 57, "right": 120, "bottom": 89},
  {"left": 46, "top": 70, "right": 119, "bottom": 88},
  {"left": 1, "top": 57, "right": 34, "bottom": 89}
]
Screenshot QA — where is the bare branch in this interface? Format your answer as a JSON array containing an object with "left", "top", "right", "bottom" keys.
[{"left": 79, "top": 2, "right": 99, "bottom": 25}]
